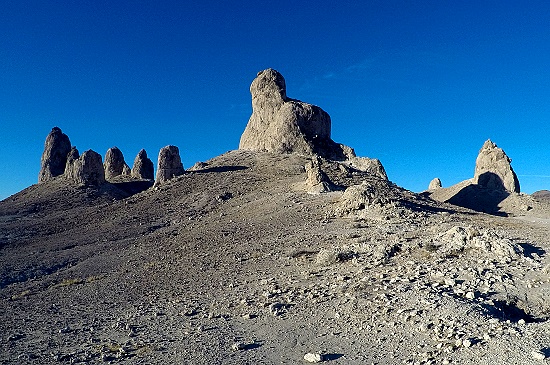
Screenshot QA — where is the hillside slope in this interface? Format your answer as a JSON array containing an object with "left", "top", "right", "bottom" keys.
[{"left": 1, "top": 150, "right": 549, "bottom": 364}]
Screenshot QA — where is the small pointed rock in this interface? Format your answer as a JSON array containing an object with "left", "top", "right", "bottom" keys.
[
  {"left": 131, "top": 149, "right": 154, "bottom": 180},
  {"left": 104, "top": 147, "right": 130, "bottom": 180},
  {"left": 64, "top": 147, "right": 80, "bottom": 181},
  {"left": 155, "top": 145, "right": 184, "bottom": 185},
  {"left": 73, "top": 150, "right": 105, "bottom": 186}
]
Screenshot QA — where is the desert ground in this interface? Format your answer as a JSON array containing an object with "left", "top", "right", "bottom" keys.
[{"left": 1, "top": 149, "right": 550, "bottom": 365}]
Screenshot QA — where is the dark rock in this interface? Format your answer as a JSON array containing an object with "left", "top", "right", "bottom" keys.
[
  {"left": 104, "top": 147, "right": 130, "bottom": 180},
  {"left": 131, "top": 149, "right": 154, "bottom": 180},
  {"left": 38, "top": 127, "right": 72, "bottom": 182}
]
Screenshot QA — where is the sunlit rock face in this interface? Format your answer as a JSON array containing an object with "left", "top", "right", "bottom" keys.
[{"left": 473, "top": 139, "right": 520, "bottom": 193}]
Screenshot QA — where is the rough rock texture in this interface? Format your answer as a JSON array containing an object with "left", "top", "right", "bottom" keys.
[
  {"left": 72, "top": 150, "right": 105, "bottom": 186},
  {"left": 429, "top": 178, "right": 442, "bottom": 190},
  {"left": 38, "top": 127, "right": 72, "bottom": 182},
  {"left": 131, "top": 149, "right": 154, "bottom": 180},
  {"left": 344, "top": 157, "right": 388, "bottom": 180},
  {"left": 64, "top": 147, "right": 80, "bottom": 181},
  {"left": 473, "top": 140, "right": 520, "bottom": 193},
  {"left": 305, "top": 157, "right": 335, "bottom": 194},
  {"left": 239, "top": 69, "right": 352, "bottom": 160},
  {"left": 104, "top": 147, "right": 130, "bottom": 180},
  {"left": 155, "top": 145, "right": 184, "bottom": 185}
]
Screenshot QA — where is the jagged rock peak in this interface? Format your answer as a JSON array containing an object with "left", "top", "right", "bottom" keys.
[
  {"left": 429, "top": 178, "right": 442, "bottom": 190},
  {"left": 38, "top": 127, "right": 72, "bottom": 183},
  {"left": 64, "top": 147, "right": 80, "bottom": 181},
  {"left": 72, "top": 150, "right": 105, "bottom": 186},
  {"left": 132, "top": 149, "right": 154, "bottom": 180},
  {"left": 473, "top": 139, "right": 520, "bottom": 193},
  {"left": 104, "top": 147, "right": 130, "bottom": 180},
  {"left": 155, "top": 145, "right": 184, "bottom": 185},
  {"left": 239, "top": 68, "right": 352, "bottom": 160}
]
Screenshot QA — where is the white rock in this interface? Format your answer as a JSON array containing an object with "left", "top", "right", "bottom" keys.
[
  {"left": 532, "top": 350, "right": 546, "bottom": 360},
  {"left": 304, "top": 353, "right": 324, "bottom": 363}
]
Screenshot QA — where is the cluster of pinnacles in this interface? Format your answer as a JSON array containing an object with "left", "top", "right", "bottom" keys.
[{"left": 38, "top": 127, "right": 184, "bottom": 187}]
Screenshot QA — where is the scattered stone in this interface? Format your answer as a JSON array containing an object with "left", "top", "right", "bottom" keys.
[
  {"left": 72, "top": 150, "right": 106, "bottom": 186},
  {"left": 304, "top": 353, "right": 324, "bottom": 363},
  {"left": 429, "top": 178, "right": 442, "bottom": 190},
  {"left": 104, "top": 147, "right": 130, "bottom": 180},
  {"left": 473, "top": 139, "right": 520, "bottom": 193},
  {"left": 155, "top": 145, "right": 184, "bottom": 185},
  {"left": 38, "top": 127, "right": 72, "bottom": 182},
  {"left": 131, "top": 149, "right": 154, "bottom": 180}
]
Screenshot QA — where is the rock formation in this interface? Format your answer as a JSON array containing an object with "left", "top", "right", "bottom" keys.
[
  {"left": 429, "top": 178, "right": 442, "bottom": 190},
  {"left": 131, "top": 149, "right": 154, "bottom": 180},
  {"left": 72, "top": 150, "right": 105, "bottom": 186},
  {"left": 64, "top": 147, "right": 80, "bottom": 181},
  {"left": 473, "top": 140, "right": 520, "bottom": 193},
  {"left": 38, "top": 127, "right": 72, "bottom": 182},
  {"left": 155, "top": 145, "right": 184, "bottom": 185},
  {"left": 239, "top": 69, "right": 353, "bottom": 160},
  {"left": 305, "top": 157, "right": 335, "bottom": 194},
  {"left": 104, "top": 147, "right": 130, "bottom": 180},
  {"left": 344, "top": 157, "right": 388, "bottom": 180}
]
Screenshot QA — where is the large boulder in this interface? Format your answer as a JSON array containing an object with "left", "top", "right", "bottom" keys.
[
  {"left": 72, "top": 150, "right": 105, "bottom": 186},
  {"left": 131, "top": 149, "right": 154, "bottom": 180},
  {"left": 38, "top": 127, "right": 72, "bottom": 182},
  {"left": 473, "top": 140, "right": 520, "bottom": 193},
  {"left": 239, "top": 69, "right": 352, "bottom": 160},
  {"left": 155, "top": 145, "right": 184, "bottom": 185},
  {"left": 104, "top": 147, "right": 130, "bottom": 180},
  {"left": 428, "top": 178, "right": 442, "bottom": 190}
]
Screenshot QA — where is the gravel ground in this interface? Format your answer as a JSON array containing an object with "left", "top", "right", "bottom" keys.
[{"left": 1, "top": 150, "right": 549, "bottom": 364}]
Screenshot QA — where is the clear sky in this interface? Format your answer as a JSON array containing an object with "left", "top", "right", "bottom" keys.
[{"left": 1, "top": 1, "right": 549, "bottom": 200}]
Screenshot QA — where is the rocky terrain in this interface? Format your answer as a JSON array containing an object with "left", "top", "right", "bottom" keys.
[{"left": 1, "top": 69, "right": 549, "bottom": 364}]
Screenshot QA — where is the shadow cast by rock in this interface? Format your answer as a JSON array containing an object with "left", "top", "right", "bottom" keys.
[
  {"left": 323, "top": 353, "right": 345, "bottom": 361},
  {"left": 447, "top": 180, "right": 510, "bottom": 216}
]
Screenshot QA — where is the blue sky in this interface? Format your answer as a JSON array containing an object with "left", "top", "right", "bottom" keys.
[{"left": 1, "top": 1, "right": 549, "bottom": 200}]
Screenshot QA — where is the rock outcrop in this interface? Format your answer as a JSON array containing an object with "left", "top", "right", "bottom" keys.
[
  {"left": 473, "top": 140, "right": 520, "bottom": 193},
  {"left": 239, "top": 69, "right": 353, "bottom": 160},
  {"left": 64, "top": 147, "right": 80, "bottom": 181},
  {"left": 104, "top": 147, "right": 130, "bottom": 180},
  {"left": 131, "top": 149, "right": 154, "bottom": 180},
  {"left": 305, "top": 157, "right": 335, "bottom": 194},
  {"left": 38, "top": 127, "right": 72, "bottom": 182},
  {"left": 429, "top": 178, "right": 442, "bottom": 190},
  {"left": 344, "top": 157, "right": 388, "bottom": 180},
  {"left": 155, "top": 145, "right": 184, "bottom": 185},
  {"left": 72, "top": 150, "right": 105, "bottom": 186}
]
